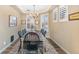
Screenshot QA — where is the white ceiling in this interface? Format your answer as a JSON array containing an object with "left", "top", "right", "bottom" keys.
[{"left": 17, "top": 5, "right": 51, "bottom": 14}]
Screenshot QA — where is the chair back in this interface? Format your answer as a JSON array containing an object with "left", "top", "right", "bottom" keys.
[
  {"left": 24, "top": 32, "right": 40, "bottom": 41},
  {"left": 23, "top": 32, "right": 40, "bottom": 51},
  {"left": 18, "top": 31, "right": 22, "bottom": 38}
]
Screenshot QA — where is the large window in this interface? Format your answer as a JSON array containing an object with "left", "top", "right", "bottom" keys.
[{"left": 26, "top": 15, "right": 35, "bottom": 31}]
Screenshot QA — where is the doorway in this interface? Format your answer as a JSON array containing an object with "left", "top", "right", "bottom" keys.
[{"left": 40, "top": 13, "right": 49, "bottom": 37}]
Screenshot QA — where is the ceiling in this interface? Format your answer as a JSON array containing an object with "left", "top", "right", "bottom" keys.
[{"left": 17, "top": 5, "right": 52, "bottom": 14}]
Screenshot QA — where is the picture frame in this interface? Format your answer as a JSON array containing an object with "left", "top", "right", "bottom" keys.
[
  {"left": 52, "top": 7, "right": 59, "bottom": 22},
  {"left": 9, "top": 15, "right": 17, "bottom": 27},
  {"left": 69, "top": 12, "right": 79, "bottom": 21},
  {"left": 59, "top": 5, "right": 68, "bottom": 22}
]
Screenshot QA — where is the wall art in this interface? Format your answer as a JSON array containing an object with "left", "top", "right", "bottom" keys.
[
  {"left": 52, "top": 7, "right": 59, "bottom": 22},
  {"left": 59, "top": 5, "right": 68, "bottom": 22},
  {"left": 9, "top": 15, "right": 17, "bottom": 27}
]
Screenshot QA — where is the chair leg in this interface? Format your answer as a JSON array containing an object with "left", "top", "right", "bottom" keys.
[{"left": 18, "top": 45, "right": 21, "bottom": 53}]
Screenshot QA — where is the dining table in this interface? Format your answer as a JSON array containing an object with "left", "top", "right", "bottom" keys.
[
  {"left": 20, "top": 31, "right": 43, "bottom": 53},
  {"left": 19, "top": 31, "right": 58, "bottom": 54}
]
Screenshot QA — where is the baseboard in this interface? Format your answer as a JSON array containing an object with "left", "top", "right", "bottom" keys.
[
  {"left": 0, "top": 38, "right": 19, "bottom": 54},
  {"left": 0, "top": 42, "right": 12, "bottom": 53},
  {"left": 51, "top": 38, "right": 70, "bottom": 54}
]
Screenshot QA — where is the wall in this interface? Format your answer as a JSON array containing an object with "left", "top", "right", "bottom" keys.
[
  {"left": 0, "top": 5, "right": 21, "bottom": 52},
  {"left": 49, "top": 5, "right": 79, "bottom": 53},
  {"left": 20, "top": 14, "right": 26, "bottom": 30}
]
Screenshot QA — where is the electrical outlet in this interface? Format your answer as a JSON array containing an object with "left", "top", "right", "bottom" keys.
[{"left": 3, "top": 41, "right": 6, "bottom": 45}]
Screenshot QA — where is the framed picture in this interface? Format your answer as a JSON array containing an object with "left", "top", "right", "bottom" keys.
[
  {"left": 52, "top": 7, "right": 59, "bottom": 22},
  {"left": 9, "top": 15, "right": 17, "bottom": 27},
  {"left": 59, "top": 5, "right": 68, "bottom": 22},
  {"left": 69, "top": 12, "right": 79, "bottom": 21}
]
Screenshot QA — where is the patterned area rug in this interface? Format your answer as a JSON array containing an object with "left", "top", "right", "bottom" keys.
[
  {"left": 2, "top": 33, "right": 58, "bottom": 54},
  {"left": 2, "top": 39, "right": 57, "bottom": 54}
]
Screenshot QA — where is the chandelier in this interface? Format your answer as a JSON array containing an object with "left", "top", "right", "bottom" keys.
[
  {"left": 32, "top": 5, "right": 39, "bottom": 19},
  {"left": 26, "top": 5, "right": 39, "bottom": 20}
]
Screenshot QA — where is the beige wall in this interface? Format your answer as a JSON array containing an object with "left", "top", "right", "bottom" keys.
[
  {"left": 20, "top": 14, "right": 26, "bottom": 30},
  {"left": 0, "top": 5, "right": 21, "bottom": 51},
  {"left": 49, "top": 5, "right": 79, "bottom": 53}
]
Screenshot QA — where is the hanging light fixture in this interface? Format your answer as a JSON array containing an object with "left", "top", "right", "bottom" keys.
[
  {"left": 26, "top": 5, "right": 39, "bottom": 20},
  {"left": 32, "top": 5, "right": 39, "bottom": 19}
]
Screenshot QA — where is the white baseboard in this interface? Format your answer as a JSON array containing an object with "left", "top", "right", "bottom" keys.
[
  {"left": 0, "top": 38, "right": 18, "bottom": 54},
  {"left": 52, "top": 38, "right": 70, "bottom": 54},
  {"left": 0, "top": 43, "right": 11, "bottom": 53}
]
